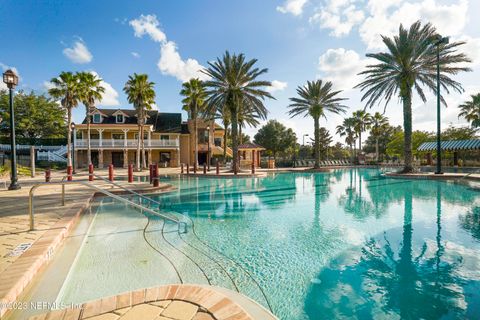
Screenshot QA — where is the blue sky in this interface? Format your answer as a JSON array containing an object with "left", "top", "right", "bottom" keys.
[{"left": 1, "top": 0, "right": 479, "bottom": 142}]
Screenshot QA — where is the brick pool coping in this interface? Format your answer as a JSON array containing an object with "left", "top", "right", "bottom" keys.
[
  {"left": 28, "top": 285, "right": 256, "bottom": 320},
  {"left": 385, "top": 172, "right": 480, "bottom": 181},
  {"left": 0, "top": 182, "right": 174, "bottom": 319}
]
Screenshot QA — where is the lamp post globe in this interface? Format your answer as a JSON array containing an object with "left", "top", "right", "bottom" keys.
[{"left": 3, "top": 69, "right": 20, "bottom": 190}]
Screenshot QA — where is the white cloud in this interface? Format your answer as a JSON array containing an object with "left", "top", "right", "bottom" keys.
[
  {"left": 458, "top": 36, "right": 480, "bottom": 66},
  {"left": 360, "top": 0, "right": 469, "bottom": 49},
  {"left": 267, "top": 80, "right": 288, "bottom": 93},
  {"left": 89, "top": 71, "right": 120, "bottom": 107},
  {"left": 131, "top": 52, "right": 140, "bottom": 58},
  {"left": 310, "top": 1, "right": 364, "bottom": 37},
  {"left": 63, "top": 39, "right": 93, "bottom": 64},
  {"left": 277, "top": 0, "right": 308, "bottom": 16},
  {"left": 317, "top": 48, "right": 368, "bottom": 90},
  {"left": 129, "top": 14, "right": 207, "bottom": 82},
  {"left": 158, "top": 41, "right": 208, "bottom": 82}
]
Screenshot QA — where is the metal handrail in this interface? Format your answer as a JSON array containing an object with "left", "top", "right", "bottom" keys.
[{"left": 28, "top": 180, "right": 185, "bottom": 232}]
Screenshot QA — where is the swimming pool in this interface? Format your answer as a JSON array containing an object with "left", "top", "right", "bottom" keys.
[{"left": 56, "top": 169, "right": 480, "bottom": 320}]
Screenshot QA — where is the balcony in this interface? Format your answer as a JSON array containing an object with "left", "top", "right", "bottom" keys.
[{"left": 75, "top": 139, "right": 179, "bottom": 149}]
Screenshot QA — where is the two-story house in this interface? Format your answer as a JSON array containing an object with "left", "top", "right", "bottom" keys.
[{"left": 74, "top": 108, "right": 229, "bottom": 169}]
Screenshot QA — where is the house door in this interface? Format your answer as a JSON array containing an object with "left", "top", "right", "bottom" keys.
[
  {"left": 91, "top": 151, "right": 99, "bottom": 167},
  {"left": 111, "top": 152, "right": 124, "bottom": 167},
  {"left": 198, "top": 152, "right": 207, "bottom": 165}
]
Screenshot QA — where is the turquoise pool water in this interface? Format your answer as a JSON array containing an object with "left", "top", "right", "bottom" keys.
[{"left": 58, "top": 169, "right": 480, "bottom": 319}]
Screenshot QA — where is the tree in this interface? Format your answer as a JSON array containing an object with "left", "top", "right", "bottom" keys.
[
  {"left": 386, "top": 130, "right": 433, "bottom": 159},
  {"left": 316, "top": 127, "right": 332, "bottom": 160},
  {"left": 48, "top": 71, "right": 81, "bottom": 168},
  {"left": 336, "top": 117, "right": 357, "bottom": 162},
  {"left": 356, "top": 21, "right": 471, "bottom": 173},
  {"left": 352, "top": 110, "right": 372, "bottom": 152},
  {"left": 77, "top": 72, "right": 105, "bottom": 165},
  {"left": 364, "top": 124, "right": 402, "bottom": 161},
  {"left": 288, "top": 80, "right": 347, "bottom": 168},
  {"left": 180, "top": 78, "right": 207, "bottom": 169},
  {"left": 123, "top": 73, "right": 156, "bottom": 171},
  {"left": 253, "top": 120, "right": 297, "bottom": 160},
  {"left": 203, "top": 51, "right": 273, "bottom": 173},
  {"left": 369, "top": 112, "right": 389, "bottom": 161},
  {"left": 441, "top": 125, "right": 478, "bottom": 140},
  {"left": 0, "top": 90, "right": 66, "bottom": 140},
  {"left": 458, "top": 93, "right": 480, "bottom": 128}
]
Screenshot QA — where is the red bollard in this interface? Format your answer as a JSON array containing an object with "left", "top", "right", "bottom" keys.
[
  {"left": 108, "top": 164, "right": 114, "bottom": 182},
  {"left": 88, "top": 163, "right": 94, "bottom": 181},
  {"left": 149, "top": 164, "right": 153, "bottom": 184},
  {"left": 153, "top": 163, "right": 159, "bottom": 187},
  {"left": 252, "top": 161, "right": 255, "bottom": 174},
  {"left": 216, "top": 162, "right": 219, "bottom": 175},
  {"left": 128, "top": 164, "right": 133, "bottom": 183},
  {"left": 45, "top": 168, "right": 51, "bottom": 182},
  {"left": 186, "top": 164, "right": 190, "bottom": 175},
  {"left": 67, "top": 165, "right": 73, "bottom": 181},
  {"left": 181, "top": 163, "right": 184, "bottom": 174},
  {"left": 203, "top": 163, "right": 207, "bottom": 174}
]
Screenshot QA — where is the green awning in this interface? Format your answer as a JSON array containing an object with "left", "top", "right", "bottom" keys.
[{"left": 417, "top": 139, "right": 480, "bottom": 151}]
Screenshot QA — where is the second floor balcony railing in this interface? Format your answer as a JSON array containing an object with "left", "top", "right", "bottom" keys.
[{"left": 76, "top": 139, "right": 179, "bottom": 148}]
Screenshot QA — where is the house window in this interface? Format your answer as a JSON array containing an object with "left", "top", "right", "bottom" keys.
[
  {"left": 160, "top": 135, "right": 170, "bottom": 141},
  {"left": 116, "top": 114, "right": 124, "bottom": 123},
  {"left": 214, "top": 138, "right": 222, "bottom": 147},
  {"left": 198, "top": 129, "right": 208, "bottom": 144},
  {"left": 134, "top": 133, "right": 148, "bottom": 140},
  {"left": 112, "top": 134, "right": 124, "bottom": 140},
  {"left": 93, "top": 113, "right": 102, "bottom": 123}
]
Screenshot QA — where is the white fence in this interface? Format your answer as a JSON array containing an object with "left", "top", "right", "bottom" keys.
[{"left": 75, "top": 139, "right": 179, "bottom": 148}]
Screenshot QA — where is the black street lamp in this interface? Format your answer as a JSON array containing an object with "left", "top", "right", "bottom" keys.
[
  {"left": 433, "top": 35, "right": 449, "bottom": 175},
  {"left": 71, "top": 122, "right": 76, "bottom": 174},
  {"left": 3, "top": 69, "right": 20, "bottom": 190},
  {"left": 206, "top": 125, "right": 211, "bottom": 171},
  {"left": 303, "top": 134, "right": 309, "bottom": 146}
]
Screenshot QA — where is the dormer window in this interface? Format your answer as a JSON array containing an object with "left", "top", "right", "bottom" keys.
[
  {"left": 93, "top": 113, "right": 102, "bottom": 123},
  {"left": 116, "top": 114, "right": 124, "bottom": 123}
]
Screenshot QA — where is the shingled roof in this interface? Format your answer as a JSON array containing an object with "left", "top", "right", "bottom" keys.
[{"left": 81, "top": 109, "right": 184, "bottom": 133}]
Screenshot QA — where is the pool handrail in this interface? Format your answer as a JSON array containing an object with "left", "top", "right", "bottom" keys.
[{"left": 28, "top": 180, "right": 186, "bottom": 232}]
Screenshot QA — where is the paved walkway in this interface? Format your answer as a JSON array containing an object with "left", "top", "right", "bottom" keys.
[{"left": 28, "top": 285, "right": 264, "bottom": 320}]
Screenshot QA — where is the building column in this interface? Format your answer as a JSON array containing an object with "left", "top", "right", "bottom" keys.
[
  {"left": 148, "top": 130, "right": 151, "bottom": 147},
  {"left": 123, "top": 149, "right": 128, "bottom": 168},
  {"left": 176, "top": 149, "right": 180, "bottom": 167},
  {"left": 257, "top": 150, "right": 261, "bottom": 167},
  {"left": 98, "top": 149, "right": 104, "bottom": 169},
  {"left": 453, "top": 151, "right": 459, "bottom": 166},
  {"left": 427, "top": 152, "right": 433, "bottom": 166},
  {"left": 97, "top": 129, "right": 104, "bottom": 147},
  {"left": 148, "top": 150, "right": 153, "bottom": 165},
  {"left": 122, "top": 129, "right": 129, "bottom": 147},
  {"left": 252, "top": 150, "right": 255, "bottom": 168}
]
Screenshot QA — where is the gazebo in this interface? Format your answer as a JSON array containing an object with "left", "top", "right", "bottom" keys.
[
  {"left": 238, "top": 143, "right": 265, "bottom": 169},
  {"left": 417, "top": 139, "right": 480, "bottom": 166}
]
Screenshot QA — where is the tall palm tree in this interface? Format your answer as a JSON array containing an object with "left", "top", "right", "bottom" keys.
[
  {"left": 123, "top": 73, "right": 156, "bottom": 171},
  {"left": 48, "top": 71, "right": 81, "bottom": 168},
  {"left": 336, "top": 117, "right": 357, "bottom": 163},
  {"left": 370, "top": 112, "right": 389, "bottom": 162},
  {"left": 352, "top": 110, "right": 372, "bottom": 152},
  {"left": 458, "top": 93, "right": 480, "bottom": 128},
  {"left": 77, "top": 72, "right": 105, "bottom": 166},
  {"left": 238, "top": 102, "right": 261, "bottom": 144},
  {"left": 202, "top": 51, "right": 273, "bottom": 173},
  {"left": 180, "top": 78, "right": 207, "bottom": 170},
  {"left": 356, "top": 21, "right": 471, "bottom": 173},
  {"left": 288, "top": 80, "right": 347, "bottom": 168}
]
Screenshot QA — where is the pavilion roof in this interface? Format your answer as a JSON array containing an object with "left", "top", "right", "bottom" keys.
[{"left": 417, "top": 139, "right": 480, "bottom": 151}]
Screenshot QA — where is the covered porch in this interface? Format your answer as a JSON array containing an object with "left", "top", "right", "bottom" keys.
[{"left": 238, "top": 143, "right": 265, "bottom": 169}]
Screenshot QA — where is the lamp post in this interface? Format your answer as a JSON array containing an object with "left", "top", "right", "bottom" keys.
[
  {"left": 433, "top": 35, "right": 449, "bottom": 175},
  {"left": 206, "top": 125, "right": 211, "bottom": 171},
  {"left": 71, "top": 122, "right": 76, "bottom": 174},
  {"left": 3, "top": 69, "right": 20, "bottom": 190},
  {"left": 303, "top": 134, "right": 309, "bottom": 146}
]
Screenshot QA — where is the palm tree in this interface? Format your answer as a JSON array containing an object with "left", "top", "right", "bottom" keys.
[
  {"left": 180, "top": 78, "right": 207, "bottom": 170},
  {"left": 356, "top": 21, "right": 471, "bottom": 173},
  {"left": 202, "top": 51, "right": 273, "bottom": 173},
  {"left": 288, "top": 80, "right": 347, "bottom": 168},
  {"left": 352, "top": 110, "right": 372, "bottom": 152},
  {"left": 77, "top": 72, "right": 105, "bottom": 166},
  {"left": 458, "top": 93, "right": 480, "bottom": 128},
  {"left": 370, "top": 112, "right": 389, "bottom": 162},
  {"left": 48, "top": 71, "right": 81, "bottom": 168},
  {"left": 123, "top": 73, "right": 156, "bottom": 171},
  {"left": 336, "top": 117, "right": 357, "bottom": 163}
]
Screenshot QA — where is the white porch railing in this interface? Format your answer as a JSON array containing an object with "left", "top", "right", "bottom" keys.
[{"left": 76, "top": 139, "right": 179, "bottom": 148}]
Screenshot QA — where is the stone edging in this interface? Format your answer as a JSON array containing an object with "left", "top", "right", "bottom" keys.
[{"left": 28, "top": 284, "right": 254, "bottom": 320}]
